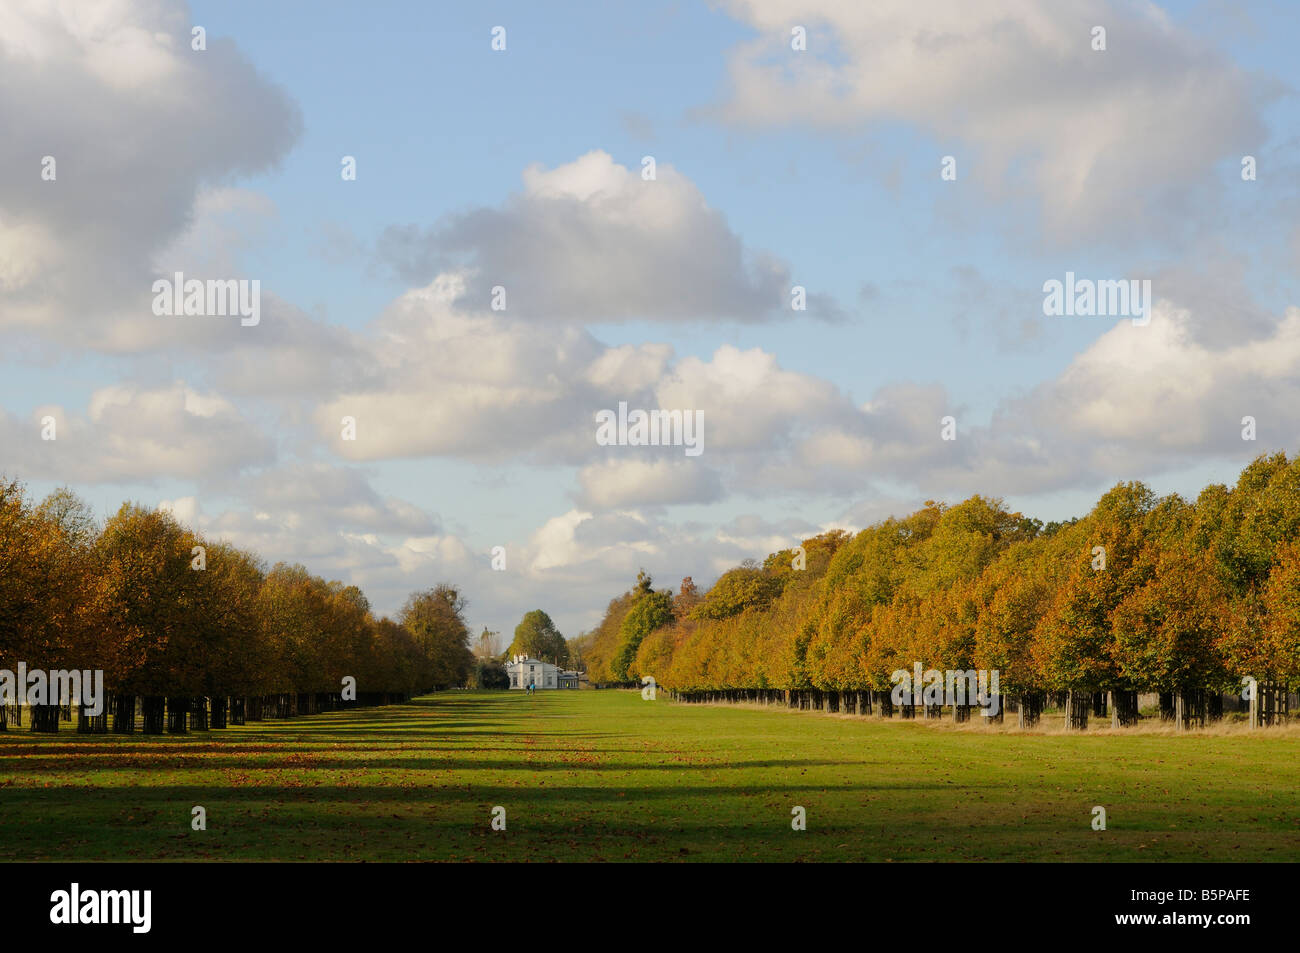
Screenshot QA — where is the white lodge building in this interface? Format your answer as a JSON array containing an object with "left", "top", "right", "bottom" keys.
[{"left": 506, "top": 655, "right": 583, "bottom": 690}]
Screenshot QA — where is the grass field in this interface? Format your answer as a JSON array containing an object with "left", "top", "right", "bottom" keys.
[{"left": 1, "top": 690, "right": 1297, "bottom": 862}]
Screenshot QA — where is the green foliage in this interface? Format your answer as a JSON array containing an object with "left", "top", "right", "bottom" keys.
[
  {"left": 575, "top": 589, "right": 636, "bottom": 684},
  {"left": 509, "top": 609, "right": 567, "bottom": 665},
  {"left": 471, "top": 658, "right": 511, "bottom": 690},
  {"left": 399, "top": 585, "right": 475, "bottom": 689},
  {"left": 690, "top": 566, "right": 784, "bottom": 621},
  {"left": 0, "top": 479, "right": 477, "bottom": 699},
  {"left": 613, "top": 578, "right": 674, "bottom": 681},
  {"left": 592, "top": 456, "right": 1300, "bottom": 694}
]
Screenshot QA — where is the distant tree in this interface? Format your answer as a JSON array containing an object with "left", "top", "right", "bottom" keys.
[
  {"left": 476, "top": 627, "right": 502, "bottom": 659},
  {"left": 579, "top": 590, "right": 637, "bottom": 683},
  {"left": 400, "top": 584, "right": 474, "bottom": 690},
  {"left": 258, "top": 564, "right": 335, "bottom": 694},
  {"left": 673, "top": 576, "right": 700, "bottom": 613},
  {"left": 614, "top": 577, "right": 674, "bottom": 681},
  {"left": 1112, "top": 545, "right": 1231, "bottom": 693},
  {"left": 1, "top": 484, "right": 100, "bottom": 687},
  {"left": 0, "top": 478, "right": 481, "bottom": 713},
  {"left": 566, "top": 632, "right": 592, "bottom": 671},
  {"left": 1262, "top": 538, "right": 1300, "bottom": 683},
  {"left": 193, "top": 542, "right": 267, "bottom": 699},
  {"left": 471, "top": 657, "right": 511, "bottom": 689},
  {"left": 36, "top": 487, "right": 99, "bottom": 547},
  {"left": 690, "top": 567, "right": 784, "bottom": 621},
  {"left": 509, "top": 610, "right": 566, "bottom": 665},
  {"left": 93, "top": 503, "right": 207, "bottom": 697}
]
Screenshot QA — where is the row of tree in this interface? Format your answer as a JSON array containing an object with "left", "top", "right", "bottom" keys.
[
  {"left": 0, "top": 481, "right": 475, "bottom": 713},
  {"left": 575, "top": 454, "right": 1300, "bottom": 700}
]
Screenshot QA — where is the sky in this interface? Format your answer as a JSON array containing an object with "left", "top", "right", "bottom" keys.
[{"left": 3, "top": 0, "right": 1299, "bottom": 640}]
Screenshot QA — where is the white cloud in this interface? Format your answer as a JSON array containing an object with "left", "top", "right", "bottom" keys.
[
  {"left": 316, "top": 274, "right": 639, "bottom": 464},
  {"left": 239, "top": 462, "right": 441, "bottom": 536},
  {"left": 376, "top": 150, "right": 840, "bottom": 322},
  {"left": 173, "top": 495, "right": 827, "bottom": 637},
  {"left": 578, "top": 459, "right": 724, "bottom": 508},
  {"left": 305, "top": 278, "right": 952, "bottom": 503},
  {"left": 1014, "top": 302, "right": 1300, "bottom": 465},
  {"left": 157, "top": 495, "right": 201, "bottom": 528},
  {"left": 2, "top": 381, "right": 274, "bottom": 483},
  {"left": 711, "top": 0, "right": 1264, "bottom": 239},
  {"left": 0, "top": 2, "right": 1289, "bottom": 642},
  {"left": 0, "top": 0, "right": 301, "bottom": 348}
]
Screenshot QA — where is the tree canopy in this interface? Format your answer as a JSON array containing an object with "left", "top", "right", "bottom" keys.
[
  {"left": 509, "top": 609, "right": 567, "bottom": 665},
  {"left": 580, "top": 456, "right": 1300, "bottom": 696},
  {"left": 0, "top": 481, "right": 474, "bottom": 700}
]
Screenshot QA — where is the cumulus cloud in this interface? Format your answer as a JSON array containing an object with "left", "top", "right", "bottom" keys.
[
  {"left": 858, "top": 299, "right": 1300, "bottom": 500},
  {"left": 1013, "top": 302, "right": 1300, "bottom": 466},
  {"left": 1, "top": 380, "right": 274, "bottom": 483},
  {"left": 713, "top": 512, "right": 823, "bottom": 560},
  {"left": 511, "top": 507, "right": 848, "bottom": 631},
  {"left": 0, "top": 0, "right": 301, "bottom": 348},
  {"left": 577, "top": 459, "right": 724, "bottom": 508},
  {"left": 171, "top": 495, "right": 832, "bottom": 636},
  {"left": 377, "top": 150, "right": 840, "bottom": 322},
  {"left": 240, "top": 463, "right": 441, "bottom": 536},
  {"left": 308, "top": 275, "right": 917, "bottom": 504},
  {"left": 157, "top": 495, "right": 201, "bottom": 528},
  {"left": 297, "top": 270, "right": 986, "bottom": 506},
  {"left": 315, "top": 275, "right": 617, "bottom": 464},
  {"left": 710, "top": 0, "right": 1265, "bottom": 240},
  {"left": 49, "top": 272, "right": 1280, "bottom": 523},
  {"left": 198, "top": 294, "right": 372, "bottom": 400}
]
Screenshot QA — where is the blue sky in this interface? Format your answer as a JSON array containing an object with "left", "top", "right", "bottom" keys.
[{"left": 3, "top": 0, "right": 1299, "bottom": 638}]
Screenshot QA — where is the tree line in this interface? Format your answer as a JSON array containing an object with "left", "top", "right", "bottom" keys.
[
  {"left": 0, "top": 480, "right": 474, "bottom": 732},
  {"left": 574, "top": 453, "right": 1300, "bottom": 725}
]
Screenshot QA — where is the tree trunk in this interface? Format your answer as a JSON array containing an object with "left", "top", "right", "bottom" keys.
[
  {"left": 982, "top": 694, "right": 1004, "bottom": 723},
  {"left": 1110, "top": 690, "right": 1138, "bottom": 727},
  {"left": 1065, "top": 691, "right": 1089, "bottom": 730},
  {"left": 898, "top": 693, "right": 915, "bottom": 719},
  {"left": 1207, "top": 692, "right": 1223, "bottom": 723},
  {"left": 1176, "top": 689, "right": 1204, "bottom": 730},
  {"left": 1258, "top": 683, "right": 1288, "bottom": 727},
  {"left": 1017, "top": 692, "right": 1043, "bottom": 728},
  {"left": 1159, "top": 692, "right": 1175, "bottom": 722},
  {"left": 111, "top": 694, "right": 135, "bottom": 733},
  {"left": 189, "top": 697, "right": 209, "bottom": 731},
  {"left": 77, "top": 704, "right": 108, "bottom": 734},
  {"left": 166, "top": 697, "right": 189, "bottom": 734},
  {"left": 30, "top": 704, "right": 60, "bottom": 733}
]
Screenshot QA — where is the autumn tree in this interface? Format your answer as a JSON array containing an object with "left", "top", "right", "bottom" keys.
[
  {"left": 613, "top": 572, "right": 673, "bottom": 681},
  {"left": 400, "top": 584, "right": 474, "bottom": 690}
]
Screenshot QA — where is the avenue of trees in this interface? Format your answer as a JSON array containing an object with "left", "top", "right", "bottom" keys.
[
  {"left": 576, "top": 454, "right": 1300, "bottom": 726},
  {"left": 0, "top": 480, "right": 474, "bottom": 733}
]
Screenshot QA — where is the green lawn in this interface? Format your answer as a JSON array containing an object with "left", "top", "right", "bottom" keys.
[{"left": 1, "top": 690, "right": 1297, "bottom": 861}]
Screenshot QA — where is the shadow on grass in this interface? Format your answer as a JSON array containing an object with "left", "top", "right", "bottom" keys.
[{"left": 0, "top": 754, "right": 868, "bottom": 773}]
